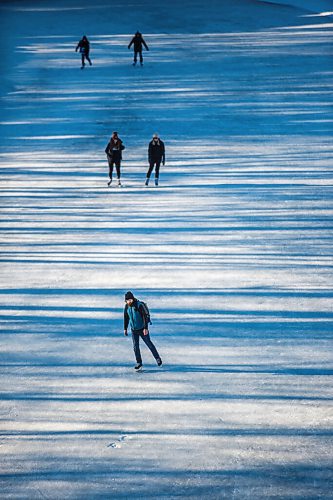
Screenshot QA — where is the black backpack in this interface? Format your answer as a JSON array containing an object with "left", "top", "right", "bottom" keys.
[{"left": 137, "top": 300, "right": 152, "bottom": 325}]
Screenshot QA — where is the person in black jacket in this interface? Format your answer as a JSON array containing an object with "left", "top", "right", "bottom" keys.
[
  {"left": 105, "top": 132, "right": 125, "bottom": 186},
  {"left": 145, "top": 134, "right": 165, "bottom": 186},
  {"left": 75, "top": 35, "right": 92, "bottom": 69},
  {"left": 124, "top": 291, "right": 162, "bottom": 370},
  {"left": 128, "top": 31, "right": 149, "bottom": 66}
]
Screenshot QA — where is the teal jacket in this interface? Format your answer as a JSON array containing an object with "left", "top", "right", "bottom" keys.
[{"left": 124, "top": 299, "right": 148, "bottom": 332}]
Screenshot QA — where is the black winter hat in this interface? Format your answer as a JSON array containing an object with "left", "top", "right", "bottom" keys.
[{"left": 125, "top": 291, "right": 134, "bottom": 300}]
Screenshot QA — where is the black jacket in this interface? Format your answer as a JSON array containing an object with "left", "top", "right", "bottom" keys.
[
  {"left": 105, "top": 138, "right": 125, "bottom": 160},
  {"left": 148, "top": 139, "right": 165, "bottom": 164},
  {"left": 76, "top": 38, "right": 90, "bottom": 54},
  {"left": 128, "top": 33, "right": 149, "bottom": 52}
]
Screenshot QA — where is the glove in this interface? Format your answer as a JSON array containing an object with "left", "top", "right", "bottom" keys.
[{"left": 124, "top": 330, "right": 128, "bottom": 336}]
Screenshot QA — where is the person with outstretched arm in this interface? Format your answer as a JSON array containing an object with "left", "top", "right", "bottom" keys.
[
  {"left": 75, "top": 35, "right": 92, "bottom": 69},
  {"left": 128, "top": 31, "right": 149, "bottom": 66}
]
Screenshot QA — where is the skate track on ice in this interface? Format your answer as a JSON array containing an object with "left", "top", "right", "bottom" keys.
[{"left": 0, "top": 0, "right": 332, "bottom": 498}]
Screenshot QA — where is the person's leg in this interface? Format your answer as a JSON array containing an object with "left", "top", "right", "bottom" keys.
[
  {"left": 154, "top": 162, "right": 161, "bottom": 185},
  {"left": 86, "top": 53, "right": 92, "bottom": 65},
  {"left": 115, "top": 163, "right": 121, "bottom": 184},
  {"left": 140, "top": 332, "right": 160, "bottom": 361},
  {"left": 139, "top": 50, "right": 143, "bottom": 65},
  {"left": 81, "top": 53, "right": 85, "bottom": 68},
  {"left": 132, "top": 332, "right": 142, "bottom": 364},
  {"left": 108, "top": 160, "right": 114, "bottom": 185},
  {"left": 133, "top": 51, "right": 138, "bottom": 65},
  {"left": 155, "top": 162, "right": 161, "bottom": 180},
  {"left": 145, "top": 163, "right": 154, "bottom": 184}
]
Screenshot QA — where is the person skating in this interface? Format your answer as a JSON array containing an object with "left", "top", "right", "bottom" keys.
[
  {"left": 75, "top": 35, "right": 92, "bottom": 69},
  {"left": 128, "top": 31, "right": 149, "bottom": 66},
  {"left": 124, "top": 291, "right": 162, "bottom": 370},
  {"left": 105, "top": 132, "right": 125, "bottom": 186},
  {"left": 146, "top": 133, "right": 165, "bottom": 186}
]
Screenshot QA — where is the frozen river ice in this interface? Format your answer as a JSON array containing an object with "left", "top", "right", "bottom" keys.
[{"left": 0, "top": 0, "right": 332, "bottom": 498}]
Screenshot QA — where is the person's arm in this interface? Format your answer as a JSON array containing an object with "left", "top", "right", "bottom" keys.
[
  {"left": 138, "top": 303, "right": 148, "bottom": 331},
  {"left": 161, "top": 141, "right": 165, "bottom": 165},
  {"left": 148, "top": 142, "right": 152, "bottom": 163},
  {"left": 142, "top": 38, "right": 149, "bottom": 51},
  {"left": 124, "top": 305, "right": 129, "bottom": 335},
  {"left": 128, "top": 38, "right": 134, "bottom": 49},
  {"left": 75, "top": 41, "right": 80, "bottom": 52},
  {"left": 105, "top": 141, "right": 111, "bottom": 155}
]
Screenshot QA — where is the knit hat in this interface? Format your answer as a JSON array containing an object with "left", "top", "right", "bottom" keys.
[{"left": 125, "top": 291, "right": 134, "bottom": 300}]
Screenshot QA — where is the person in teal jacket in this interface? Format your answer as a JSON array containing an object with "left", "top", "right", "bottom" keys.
[{"left": 124, "top": 291, "right": 162, "bottom": 370}]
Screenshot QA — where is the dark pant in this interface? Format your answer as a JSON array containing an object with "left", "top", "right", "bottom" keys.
[
  {"left": 132, "top": 329, "right": 160, "bottom": 364},
  {"left": 147, "top": 161, "right": 161, "bottom": 179},
  {"left": 81, "top": 52, "right": 92, "bottom": 67},
  {"left": 134, "top": 50, "right": 143, "bottom": 64},
  {"left": 108, "top": 158, "right": 121, "bottom": 179}
]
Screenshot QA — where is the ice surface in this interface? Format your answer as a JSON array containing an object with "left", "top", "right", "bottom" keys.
[
  {"left": 0, "top": 0, "right": 332, "bottom": 498},
  {"left": 262, "top": 0, "right": 333, "bottom": 14}
]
